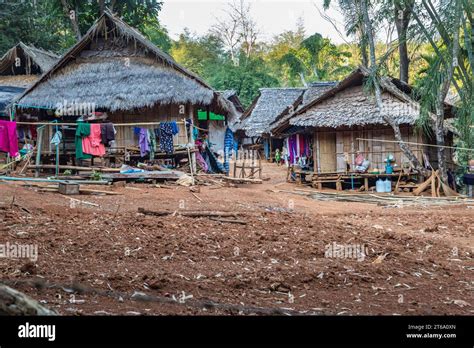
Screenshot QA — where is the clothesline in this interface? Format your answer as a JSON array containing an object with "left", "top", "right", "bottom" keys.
[{"left": 14, "top": 121, "right": 209, "bottom": 131}]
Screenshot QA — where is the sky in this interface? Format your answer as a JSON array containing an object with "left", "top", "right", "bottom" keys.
[{"left": 159, "top": 0, "right": 351, "bottom": 44}]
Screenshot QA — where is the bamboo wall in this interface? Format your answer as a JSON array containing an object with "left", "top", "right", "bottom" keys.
[
  {"left": 313, "top": 125, "right": 424, "bottom": 174},
  {"left": 109, "top": 103, "right": 195, "bottom": 148},
  {"left": 33, "top": 103, "right": 197, "bottom": 153}
]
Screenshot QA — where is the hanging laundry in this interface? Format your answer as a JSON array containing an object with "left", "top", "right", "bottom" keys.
[
  {"left": 100, "top": 123, "right": 115, "bottom": 146},
  {"left": 83, "top": 123, "right": 105, "bottom": 157},
  {"left": 138, "top": 128, "right": 150, "bottom": 157},
  {"left": 223, "top": 127, "right": 234, "bottom": 174},
  {"left": 204, "top": 146, "right": 225, "bottom": 174},
  {"left": 195, "top": 151, "right": 208, "bottom": 172},
  {"left": 75, "top": 122, "right": 92, "bottom": 160},
  {"left": 50, "top": 130, "right": 62, "bottom": 151},
  {"left": 0, "top": 120, "right": 19, "bottom": 157},
  {"left": 263, "top": 139, "right": 270, "bottom": 160},
  {"left": 299, "top": 134, "right": 306, "bottom": 157},
  {"left": 148, "top": 128, "right": 156, "bottom": 160},
  {"left": 159, "top": 122, "right": 177, "bottom": 154},
  {"left": 29, "top": 125, "right": 37, "bottom": 140},
  {"left": 171, "top": 121, "right": 179, "bottom": 136},
  {"left": 288, "top": 134, "right": 297, "bottom": 164}
]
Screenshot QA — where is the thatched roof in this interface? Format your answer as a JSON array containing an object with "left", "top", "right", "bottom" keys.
[
  {"left": 0, "top": 86, "right": 25, "bottom": 115},
  {"left": 269, "top": 67, "right": 458, "bottom": 135},
  {"left": 270, "top": 81, "right": 337, "bottom": 134},
  {"left": 269, "top": 67, "right": 418, "bottom": 132},
  {"left": 16, "top": 10, "right": 235, "bottom": 116},
  {"left": 237, "top": 87, "right": 306, "bottom": 137},
  {"left": 0, "top": 43, "right": 59, "bottom": 115},
  {"left": 0, "top": 42, "right": 59, "bottom": 76},
  {"left": 219, "top": 89, "right": 245, "bottom": 114}
]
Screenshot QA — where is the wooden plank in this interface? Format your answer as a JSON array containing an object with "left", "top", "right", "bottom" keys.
[
  {"left": 319, "top": 132, "right": 337, "bottom": 173},
  {"left": 413, "top": 172, "right": 435, "bottom": 196}
]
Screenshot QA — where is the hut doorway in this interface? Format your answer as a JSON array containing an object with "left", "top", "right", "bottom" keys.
[{"left": 316, "top": 131, "right": 337, "bottom": 173}]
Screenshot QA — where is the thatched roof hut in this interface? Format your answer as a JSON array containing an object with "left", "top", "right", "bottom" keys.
[
  {"left": 16, "top": 10, "right": 235, "bottom": 117},
  {"left": 289, "top": 68, "right": 420, "bottom": 129},
  {"left": 237, "top": 87, "right": 306, "bottom": 138},
  {"left": 0, "top": 42, "right": 59, "bottom": 115},
  {"left": 272, "top": 67, "right": 457, "bottom": 135},
  {"left": 270, "top": 81, "right": 337, "bottom": 135},
  {"left": 0, "top": 42, "right": 59, "bottom": 83}
]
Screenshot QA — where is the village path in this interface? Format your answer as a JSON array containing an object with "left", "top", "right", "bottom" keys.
[{"left": 0, "top": 162, "right": 472, "bottom": 315}]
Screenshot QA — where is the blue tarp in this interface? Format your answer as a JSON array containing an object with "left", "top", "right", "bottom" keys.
[{"left": 0, "top": 86, "right": 25, "bottom": 116}]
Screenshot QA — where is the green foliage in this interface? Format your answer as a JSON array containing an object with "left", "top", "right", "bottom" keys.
[
  {"left": 208, "top": 55, "right": 280, "bottom": 107},
  {"left": 277, "top": 33, "right": 353, "bottom": 85},
  {"left": 91, "top": 170, "right": 102, "bottom": 181},
  {"left": 0, "top": 0, "right": 170, "bottom": 54}
]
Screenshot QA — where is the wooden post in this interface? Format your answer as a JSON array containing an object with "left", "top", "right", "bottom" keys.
[
  {"left": 183, "top": 118, "right": 194, "bottom": 185},
  {"left": 35, "top": 127, "right": 44, "bottom": 178},
  {"left": 364, "top": 177, "right": 369, "bottom": 192}
]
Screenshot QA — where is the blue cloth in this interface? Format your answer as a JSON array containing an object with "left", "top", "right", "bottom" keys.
[
  {"left": 205, "top": 146, "right": 225, "bottom": 174},
  {"left": 170, "top": 121, "right": 179, "bottom": 136},
  {"left": 223, "top": 127, "right": 234, "bottom": 174},
  {"left": 263, "top": 139, "right": 270, "bottom": 160},
  {"left": 159, "top": 122, "right": 175, "bottom": 154}
]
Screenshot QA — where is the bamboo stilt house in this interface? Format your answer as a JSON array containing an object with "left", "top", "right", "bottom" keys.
[
  {"left": 271, "top": 67, "right": 456, "bottom": 173},
  {"left": 13, "top": 10, "right": 237, "bottom": 165},
  {"left": 0, "top": 42, "right": 59, "bottom": 116},
  {"left": 236, "top": 83, "right": 336, "bottom": 160}
]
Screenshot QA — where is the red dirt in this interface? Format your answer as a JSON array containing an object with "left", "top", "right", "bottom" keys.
[{"left": 0, "top": 163, "right": 472, "bottom": 315}]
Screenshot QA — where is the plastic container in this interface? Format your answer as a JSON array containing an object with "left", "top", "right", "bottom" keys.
[
  {"left": 376, "top": 179, "right": 385, "bottom": 193},
  {"left": 384, "top": 179, "right": 391, "bottom": 192},
  {"left": 385, "top": 163, "right": 393, "bottom": 174}
]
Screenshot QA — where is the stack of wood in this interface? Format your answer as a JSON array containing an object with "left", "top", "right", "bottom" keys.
[{"left": 412, "top": 170, "right": 459, "bottom": 197}]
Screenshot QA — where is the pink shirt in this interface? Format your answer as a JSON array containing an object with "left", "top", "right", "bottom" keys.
[
  {"left": 0, "top": 120, "right": 19, "bottom": 157},
  {"left": 82, "top": 123, "right": 105, "bottom": 157}
]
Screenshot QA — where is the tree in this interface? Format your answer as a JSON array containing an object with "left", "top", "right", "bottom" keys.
[
  {"left": 360, "top": 0, "right": 425, "bottom": 171},
  {"left": 412, "top": 0, "right": 468, "bottom": 180},
  {"left": 210, "top": 0, "right": 259, "bottom": 62},
  {"left": 279, "top": 33, "right": 353, "bottom": 85},
  {"left": 325, "top": 0, "right": 369, "bottom": 66},
  {"left": 393, "top": 0, "right": 415, "bottom": 83},
  {"left": 264, "top": 26, "right": 306, "bottom": 86},
  {"left": 0, "top": 0, "right": 170, "bottom": 54},
  {"left": 208, "top": 55, "right": 279, "bottom": 107}
]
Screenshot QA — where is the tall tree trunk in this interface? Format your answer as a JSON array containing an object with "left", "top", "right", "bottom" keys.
[
  {"left": 394, "top": 0, "right": 414, "bottom": 83},
  {"left": 361, "top": 0, "right": 424, "bottom": 172},
  {"left": 60, "top": 0, "right": 81, "bottom": 41},
  {"left": 99, "top": 0, "right": 106, "bottom": 15},
  {"left": 435, "top": 0, "right": 461, "bottom": 182},
  {"left": 360, "top": 35, "right": 369, "bottom": 67}
]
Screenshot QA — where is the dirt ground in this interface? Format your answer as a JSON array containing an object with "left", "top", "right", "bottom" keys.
[{"left": 0, "top": 162, "right": 473, "bottom": 316}]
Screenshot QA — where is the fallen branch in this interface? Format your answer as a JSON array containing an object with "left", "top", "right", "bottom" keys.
[
  {"left": 0, "top": 284, "right": 57, "bottom": 315},
  {"left": 209, "top": 217, "right": 247, "bottom": 225},
  {"left": 138, "top": 207, "right": 242, "bottom": 218}
]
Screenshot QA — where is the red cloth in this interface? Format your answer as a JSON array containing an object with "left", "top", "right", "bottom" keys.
[
  {"left": 29, "top": 125, "right": 37, "bottom": 139},
  {"left": 82, "top": 123, "right": 105, "bottom": 157},
  {"left": 298, "top": 134, "right": 305, "bottom": 157},
  {"left": 0, "top": 120, "right": 19, "bottom": 156}
]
